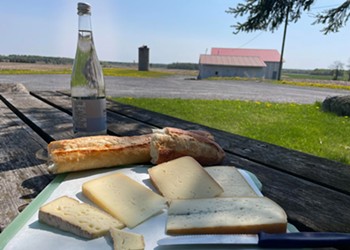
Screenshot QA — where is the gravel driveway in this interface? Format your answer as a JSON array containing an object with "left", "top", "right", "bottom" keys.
[{"left": 1, "top": 74, "right": 349, "bottom": 104}]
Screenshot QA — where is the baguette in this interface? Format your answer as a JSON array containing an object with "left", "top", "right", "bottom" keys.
[
  {"left": 47, "top": 135, "right": 151, "bottom": 173},
  {"left": 150, "top": 127, "right": 225, "bottom": 165},
  {"left": 166, "top": 197, "right": 287, "bottom": 235}
]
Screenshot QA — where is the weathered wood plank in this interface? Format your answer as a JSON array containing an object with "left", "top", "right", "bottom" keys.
[
  {"left": 1, "top": 93, "right": 74, "bottom": 141},
  {"left": 225, "top": 154, "right": 350, "bottom": 233},
  {"left": 0, "top": 97, "right": 53, "bottom": 232},
  {"left": 31, "top": 91, "right": 154, "bottom": 136},
  {"left": 106, "top": 100, "right": 350, "bottom": 195}
]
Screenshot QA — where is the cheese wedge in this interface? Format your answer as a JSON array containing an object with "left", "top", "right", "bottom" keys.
[
  {"left": 110, "top": 228, "right": 145, "bottom": 250},
  {"left": 205, "top": 166, "right": 259, "bottom": 197},
  {"left": 82, "top": 173, "right": 166, "bottom": 228},
  {"left": 148, "top": 156, "right": 224, "bottom": 200},
  {"left": 167, "top": 197, "right": 287, "bottom": 235},
  {"left": 38, "top": 196, "right": 125, "bottom": 239}
]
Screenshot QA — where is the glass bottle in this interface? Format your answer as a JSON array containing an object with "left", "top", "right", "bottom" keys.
[{"left": 71, "top": 2, "right": 107, "bottom": 137}]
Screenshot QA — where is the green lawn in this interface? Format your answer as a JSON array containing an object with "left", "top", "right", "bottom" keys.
[{"left": 113, "top": 97, "right": 350, "bottom": 165}]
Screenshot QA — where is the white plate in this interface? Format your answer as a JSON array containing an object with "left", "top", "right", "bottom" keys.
[{"left": 3, "top": 165, "right": 293, "bottom": 250}]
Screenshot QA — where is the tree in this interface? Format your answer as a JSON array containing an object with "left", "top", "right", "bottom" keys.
[
  {"left": 227, "top": 1, "right": 350, "bottom": 80},
  {"left": 313, "top": 1, "right": 350, "bottom": 34},
  {"left": 330, "top": 61, "right": 344, "bottom": 81},
  {"left": 227, "top": 1, "right": 314, "bottom": 33}
]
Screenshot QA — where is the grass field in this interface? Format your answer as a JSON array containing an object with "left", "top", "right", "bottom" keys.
[
  {"left": 283, "top": 73, "right": 334, "bottom": 80},
  {"left": 113, "top": 97, "right": 350, "bottom": 165}
]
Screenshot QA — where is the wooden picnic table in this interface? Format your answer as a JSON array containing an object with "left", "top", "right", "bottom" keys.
[{"left": 0, "top": 83, "right": 350, "bottom": 248}]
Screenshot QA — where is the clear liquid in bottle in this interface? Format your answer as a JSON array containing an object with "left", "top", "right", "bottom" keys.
[{"left": 71, "top": 3, "right": 106, "bottom": 137}]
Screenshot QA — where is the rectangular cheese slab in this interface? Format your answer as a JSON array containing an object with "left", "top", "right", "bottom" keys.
[
  {"left": 148, "top": 156, "right": 224, "bottom": 200},
  {"left": 82, "top": 172, "right": 167, "bottom": 228},
  {"left": 39, "top": 196, "right": 124, "bottom": 239},
  {"left": 166, "top": 197, "right": 288, "bottom": 235}
]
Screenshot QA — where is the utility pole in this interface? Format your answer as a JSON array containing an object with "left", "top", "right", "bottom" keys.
[{"left": 278, "top": 6, "right": 290, "bottom": 81}]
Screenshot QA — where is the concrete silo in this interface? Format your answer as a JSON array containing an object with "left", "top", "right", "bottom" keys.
[{"left": 138, "top": 45, "right": 149, "bottom": 71}]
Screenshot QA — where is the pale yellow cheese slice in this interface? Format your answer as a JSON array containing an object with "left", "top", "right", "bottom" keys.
[
  {"left": 205, "top": 166, "right": 259, "bottom": 197},
  {"left": 39, "top": 196, "right": 125, "bottom": 239},
  {"left": 110, "top": 228, "right": 145, "bottom": 250},
  {"left": 82, "top": 172, "right": 166, "bottom": 228},
  {"left": 148, "top": 156, "right": 224, "bottom": 200}
]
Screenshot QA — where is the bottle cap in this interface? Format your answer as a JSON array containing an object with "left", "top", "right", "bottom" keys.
[{"left": 77, "top": 2, "right": 91, "bottom": 15}]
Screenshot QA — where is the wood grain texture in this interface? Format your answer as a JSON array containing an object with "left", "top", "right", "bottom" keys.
[
  {"left": 31, "top": 91, "right": 154, "bottom": 136},
  {"left": 0, "top": 98, "right": 53, "bottom": 232},
  {"left": 1, "top": 93, "right": 73, "bottom": 141},
  {"left": 224, "top": 154, "right": 350, "bottom": 232}
]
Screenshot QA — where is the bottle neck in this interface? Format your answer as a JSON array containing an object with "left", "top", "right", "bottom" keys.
[{"left": 78, "top": 14, "right": 92, "bottom": 32}]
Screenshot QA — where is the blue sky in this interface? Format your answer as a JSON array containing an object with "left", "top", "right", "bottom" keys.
[{"left": 0, "top": 0, "right": 349, "bottom": 69}]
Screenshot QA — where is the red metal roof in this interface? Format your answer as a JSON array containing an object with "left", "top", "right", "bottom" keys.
[
  {"left": 211, "top": 48, "right": 281, "bottom": 62},
  {"left": 199, "top": 54, "right": 266, "bottom": 67}
]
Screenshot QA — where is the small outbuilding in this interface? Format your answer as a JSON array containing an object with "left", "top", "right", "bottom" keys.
[{"left": 198, "top": 48, "right": 281, "bottom": 80}]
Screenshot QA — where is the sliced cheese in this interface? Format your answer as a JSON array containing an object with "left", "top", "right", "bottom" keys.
[
  {"left": 38, "top": 196, "right": 125, "bottom": 239},
  {"left": 166, "top": 197, "right": 288, "bottom": 235},
  {"left": 148, "top": 156, "right": 224, "bottom": 200},
  {"left": 205, "top": 166, "right": 259, "bottom": 197},
  {"left": 82, "top": 172, "right": 166, "bottom": 228},
  {"left": 110, "top": 228, "right": 145, "bottom": 250}
]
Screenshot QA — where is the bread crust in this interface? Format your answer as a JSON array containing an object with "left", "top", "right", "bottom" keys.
[
  {"left": 47, "top": 127, "right": 225, "bottom": 173},
  {"left": 150, "top": 127, "right": 225, "bottom": 165},
  {"left": 48, "top": 135, "right": 152, "bottom": 173}
]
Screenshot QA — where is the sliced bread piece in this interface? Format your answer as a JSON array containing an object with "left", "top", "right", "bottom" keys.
[
  {"left": 205, "top": 166, "right": 259, "bottom": 197},
  {"left": 148, "top": 156, "right": 224, "bottom": 200},
  {"left": 150, "top": 127, "right": 225, "bottom": 165},
  {"left": 82, "top": 172, "right": 166, "bottom": 228},
  {"left": 110, "top": 228, "right": 145, "bottom": 250},
  {"left": 38, "top": 196, "right": 125, "bottom": 239},
  {"left": 166, "top": 197, "right": 287, "bottom": 235}
]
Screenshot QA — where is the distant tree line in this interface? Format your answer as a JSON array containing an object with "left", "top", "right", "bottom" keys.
[
  {"left": 284, "top": 68, "right": 335, "bottom": 76},
  {"left": 0, "top": 55, "right": 200, "bottom": 71},
  {"left": 284, "top": 61, "right": 350, "bottom": 81},
  {"left": 167, "top": 62, "right": 199, "bottom": 70},
  {"left": 0, "top": 55, "right": 73, "bottom": 64}
]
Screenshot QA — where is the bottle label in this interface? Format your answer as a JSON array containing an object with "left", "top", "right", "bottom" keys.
[{"left": 72, "top": 97, "right": 106, "bottom": 135}]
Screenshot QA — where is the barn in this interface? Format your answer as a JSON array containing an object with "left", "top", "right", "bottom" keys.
[{"left": 198, "top": 48, "right": 281, "bottom": 80}]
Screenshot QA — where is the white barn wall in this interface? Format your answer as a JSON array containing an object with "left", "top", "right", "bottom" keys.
[
  {"left": 264, "top": 62, "right": 280, "bottom": 80},
  {"left": 198, "top": 64, "right": 265, "bottom": 79}
]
